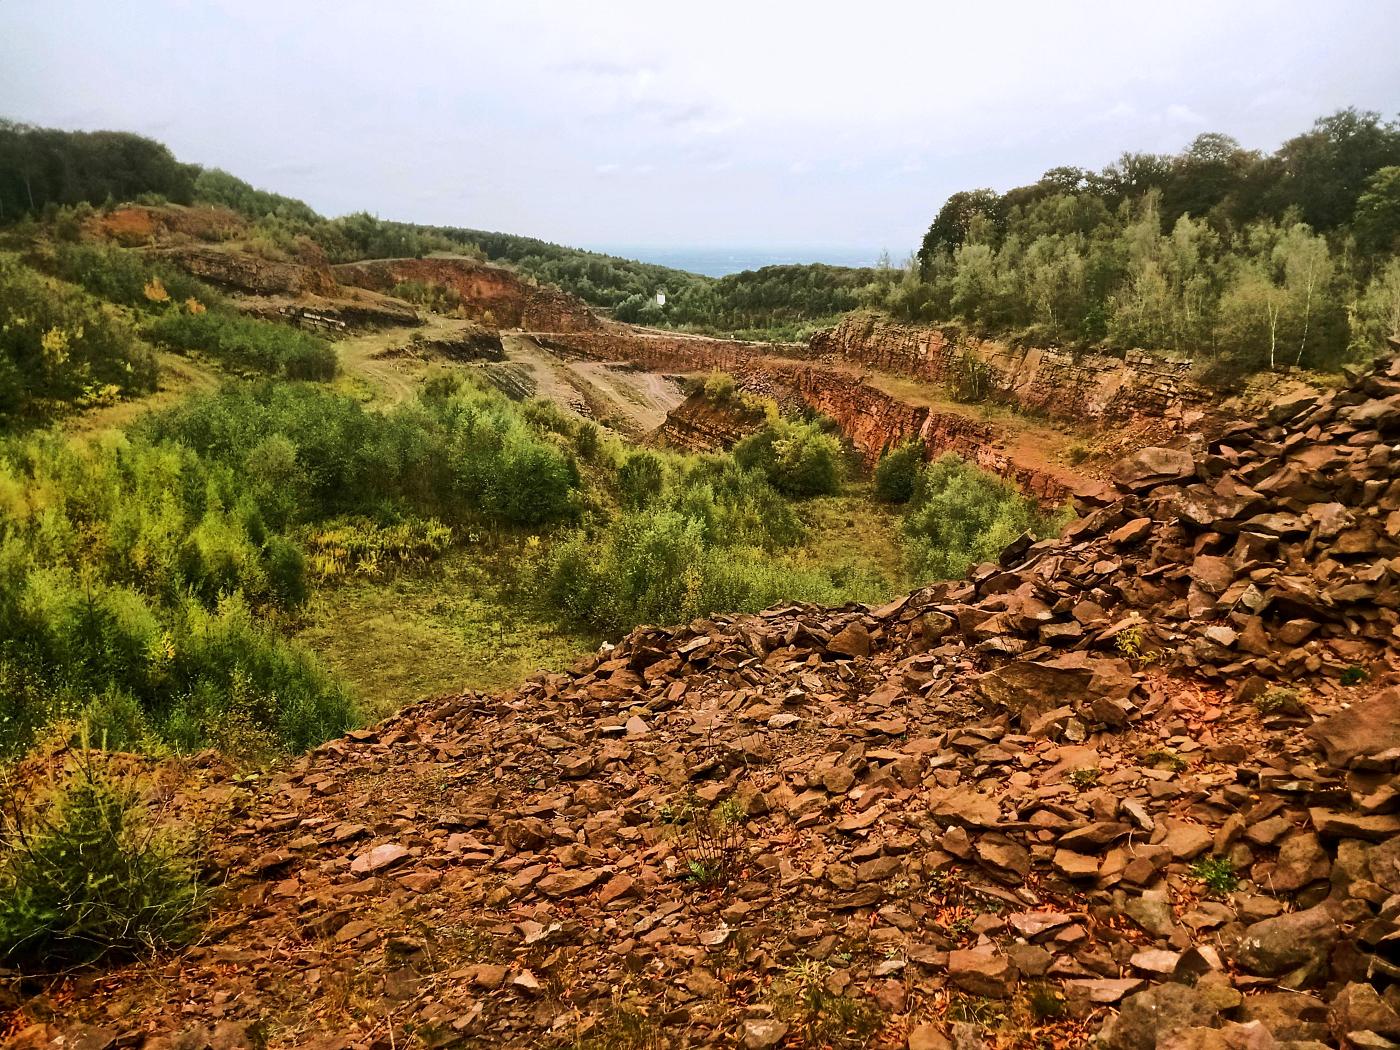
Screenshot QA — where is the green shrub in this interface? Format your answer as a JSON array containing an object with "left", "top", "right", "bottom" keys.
[
  {"left": 141, "top": 380, "right": 582, "bottom": 529},
  {"left": 538, "top": 501, "right": 884, "bottom": 634},
  {"left": 702, "top": 370, "right": 736, "bottom": 402},
  {"left": 0, "top": 752, "right": 203, "bottom": 969},
  {"left": 47, "top": 243, "right": 219, "bottom": 312},
  {"left": 573, "top": 419, "right": 602, "bottom": 461},
  {"left": 0, "top": 376, "right": 596, "bottom": 756},
  {"left": 618, "top": 450, "right": 667, "bottom": 508},
  {"left": 145, "top": 310, "right": 337, "bottom": 380},
  {"left": 388, "top": 278, "right": 463, "bottom": 314},
  {"left": 0, "top": 255, "right": 157, "bottom": 423},
  {"left": 733, "top": 418, "right": 843, "bottom": 497},
  {"left": 874, "top": 440, "right": 924, "bottom": 503},
  {"left": 901, "top": 453, "right": 1049, "bottom": 581}
]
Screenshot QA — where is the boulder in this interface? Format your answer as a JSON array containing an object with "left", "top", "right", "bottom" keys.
[
  {"left": 1113, "top": 446, "right": 1197, "bottom": 488},
  {"left": 974, "top": 653, "right": 1134, "bottom": 727},
  {"left": 1307, "top": 689, "right": 1400, "bottom": 767},
  {"left": 1098, "top": 983, "right": 1223, "bottom": 1050},
  {"left": 826, "top": 621, "right": 872, "bottom": 659},
  {"left": 1234, "top": 905, "right": 1338, "bottom": 985},
  {"left": 1328, "top": 982, "right": 1400, "bottom": 1041},
  {"left": 947, "top": 946, "right": 1017, "bottom": 998}
]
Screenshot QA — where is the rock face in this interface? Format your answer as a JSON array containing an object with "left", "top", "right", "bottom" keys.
[
  {"left": 550, "top": 327, "right": 1081, "bottom": 503},
  {"left": 150, "top": 244, "right": 339, "bottom": 297},
  {"left": 335, "top": 256, "right": 599, "bottom": 332},
  {"left": 778, "top": 367, "right": 1079, "bottom": 503},
  {"left": 14, "top": 358, "right": 1400, "bottom": 1048},
  {"left": 651, "top": 390, "right": 768, "bottom": 452},
  {"left": 810, "top": 311, "right": 1214, "bottom": 427},
  {"left": 411, "top": 325, "right": 506, "bottom": 362}
]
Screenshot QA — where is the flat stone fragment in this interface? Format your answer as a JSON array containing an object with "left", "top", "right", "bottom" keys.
[
  {"left": 350, "top": 843, "right": 410, "bottom": 875},
  {"left": 742, "top": 1020, "right": 789, "bottom": 1049}
]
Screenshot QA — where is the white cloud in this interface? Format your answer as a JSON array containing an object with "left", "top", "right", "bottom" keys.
[
  {"left": 1165, "top": 103, "right": 1207, "bottom": 126},
  {"left": 2, "top": 0, "right": 1398, "bottom": 248}
]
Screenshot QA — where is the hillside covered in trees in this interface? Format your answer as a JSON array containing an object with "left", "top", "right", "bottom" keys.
[
  {"left": 0, "top": 120, "right": 870, "bottom": 340},
  {"left": 878, "top": 108, "right": 1400, "bottom": 377},
  {"left": 5, "top": 110, "right": 1399, "bottom": 369}
]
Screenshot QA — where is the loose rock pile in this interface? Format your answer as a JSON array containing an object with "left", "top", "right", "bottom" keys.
[
  {"left": 910, "top": 354, "right": 1400, "bottom": 688},
  {"left": 7, "top": 361, "right": 1400, "bottom": 1050}
]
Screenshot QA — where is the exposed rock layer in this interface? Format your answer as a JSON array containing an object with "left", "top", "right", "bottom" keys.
[
  {"left": 335, "top": 257, "right": 599, "bottom": 333},
  {"left": 811, "top": 313, "right": 1214, "bottom": 428}
]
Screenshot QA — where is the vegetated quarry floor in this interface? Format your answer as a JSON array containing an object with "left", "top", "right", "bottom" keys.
[
  {"left": 292, "top": 543, "right": 604, "bottom": 725},
  {"left": 52, "top": 316, "right": 1082, "bottom": 750}
]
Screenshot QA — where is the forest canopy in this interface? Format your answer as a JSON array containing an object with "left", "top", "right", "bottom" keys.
[{"left": 877, "top": 108, "right": 1400, "bottom": 375}]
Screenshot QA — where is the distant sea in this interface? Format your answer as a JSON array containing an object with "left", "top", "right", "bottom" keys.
[{"left": 590, "top": 245, "right": 881, "bottom": 278}]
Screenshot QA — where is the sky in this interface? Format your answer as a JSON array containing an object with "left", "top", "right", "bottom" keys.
[{"left": 3, "top": 0, "right": 1400, "bottom": 259}]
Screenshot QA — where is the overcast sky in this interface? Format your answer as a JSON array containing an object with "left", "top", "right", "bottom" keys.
[{"left": 3, "top": 1, "right": 1399, "bottom": 256}]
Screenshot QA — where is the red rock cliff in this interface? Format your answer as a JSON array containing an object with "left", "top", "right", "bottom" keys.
[
  {"left": 810, "top": 313, "right": 1213, "bottom": 428},
  {"left": 334, "top": 257, "right": 600, "bottom": 333}
]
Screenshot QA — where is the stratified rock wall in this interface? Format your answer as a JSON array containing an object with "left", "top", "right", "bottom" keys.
[
  {"left": 783, "top": 368, "right": 1077, "bottom": 502},
  {"left": 810, "top": 313, "right": 1212, "bottom": 427},
  {"left": 551, "top": 327, "right": 1081, "bottom": 501},
  {"left": 335, "top": 258, "right": 600, "bottom": 332},
  {"left": 649, "top": 391, "right": 768, "bottom": 452},
  {"left": 532, "top": 327, "right": 806, "bottom": 372},
  {"left": 149, "top": 244, "right": 339, "bottom": 297}
]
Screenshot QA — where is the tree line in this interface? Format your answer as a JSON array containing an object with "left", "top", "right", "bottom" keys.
[
  {"left": 6, "top": 112, "right": 1399, "bottom": 368},
  {"left": 877, "top": 109, "right": 1400, "bottom": 376},
  {"left": 0, "top": 121, "right": 875, "bottom": 338}
]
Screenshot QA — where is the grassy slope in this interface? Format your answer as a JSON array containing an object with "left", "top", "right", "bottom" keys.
[
  {"left": 293, "top": 542, "right": 600, "bottom": 722},
  {"left": 794, "top": 481, "right": 908, "bottom": 596}
]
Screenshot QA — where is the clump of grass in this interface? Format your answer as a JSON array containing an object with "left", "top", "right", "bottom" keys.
[
  {"left": 1028, "top": 985, "right": 1067, "bottom": 1020},
  {"left": 571, "top": 994, "right": 664, "bottom": 1050},
  {"left": 948, "top": 993, "right": 1009, "bottom": 1027},
  {"left": 775, "top": 958, "right": 880, "bottom": 1047},
  {"left": 660, "top": 794, "right": 748, "bottom": 888},
  {"left": 1142, "top": 748, "right": 1188, "bottom": 773},
  {"left": 0, "top": 750, "right": 204, "bottom": 970},
  {"left": 1255, "top": 686, "right": 1302, "bottom": 716},
  {"left": 303, "top": 516, "right": 453, "bottom": 580},
  {"left": 1066, "top": 767, "right": 1100, "bottom": 789},
  {"left": 1189, "top": 856, "right": 1239, "bottom": 898},
  {"left": 1340, "top": 665, "right": 1369, "bottom": 686}
]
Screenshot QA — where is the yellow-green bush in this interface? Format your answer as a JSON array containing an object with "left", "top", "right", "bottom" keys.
[
  {"left": 733, "top": 417, "right": 843, "bottom": 498},
  {"left": 0, "top": 256, "right": 157, "bottom": 424},
  {"left": 46, "top": 242, "right": 220, "bottom": 312}
]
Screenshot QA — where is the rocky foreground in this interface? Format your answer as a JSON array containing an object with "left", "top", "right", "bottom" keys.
[{"left": 8, "top": 359, "right": 1400, "bottom": 1049}]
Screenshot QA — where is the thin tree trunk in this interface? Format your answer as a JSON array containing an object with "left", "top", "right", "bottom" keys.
[
  {"left": 1267, "top": 301, "right": 1279, "bottom": 371},
  {"left": 1295, "top": 268, "right": 1315, "bottom": 369}
]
